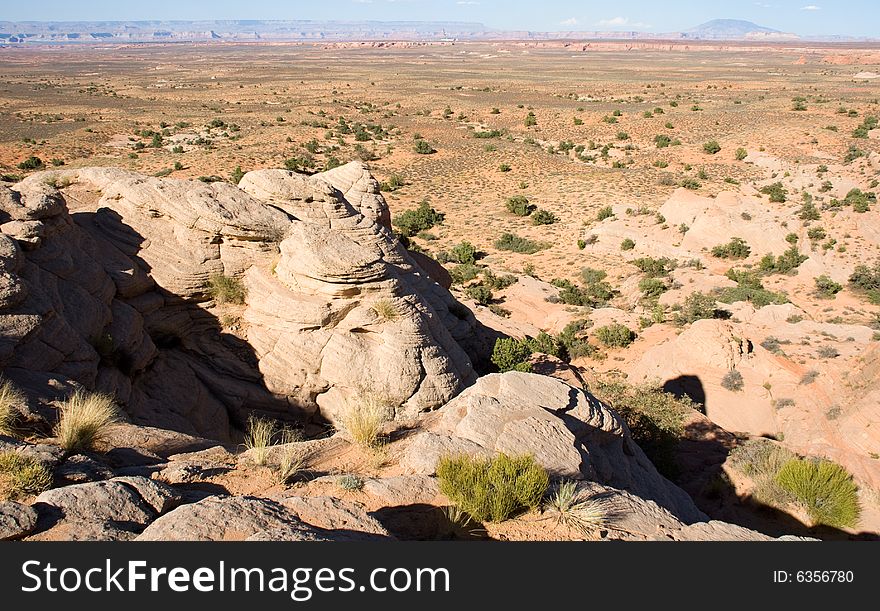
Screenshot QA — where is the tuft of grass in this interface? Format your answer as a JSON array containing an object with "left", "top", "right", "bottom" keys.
[
  {"left": 776, "top": 458, "right": 861, "bottom": 529},
  {"left": 0, "top": 451, "right": 53, "bottom": 500},
  {"left": 494, "top": 232, "right": 548, "bottom": 255},
  {"left": 244, "top": 416, "right": 276, "bottom": 466},
  {"left": 207, "top": 274, "right": 247, "bottom": 305},
  {"left": 276, "top": 442, "right": 309, "bottom": 486},
  {"left": 0, "top": 379, "right": 25, "bottom": 437},
  {"left": 371, "top": 298, "right": 399, "bottom": 322},
  {"left": 436, "top": 453, "right": 549, "bottom": 523},
  {"left": 341, "top": 391, "right": 393, "bottom": 449},
  {"left": 544, "top": 480, "right": 606, "bottom": 536},
  {"left": 54, "top": 391, "right": 119, "bottom": 453},
  {"left": 337, "top": 473, "right": 365, "bottom": 491},
  {"left": 721, "top": 370, "right": 744, "bottom": 392}
]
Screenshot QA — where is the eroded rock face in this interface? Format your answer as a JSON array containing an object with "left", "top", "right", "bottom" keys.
[
  {"left": 400, "top": 372, "right": 705, "bottom": 523},
  {"left": 0, "top": 164, "right": 483, "bottom": 439}
]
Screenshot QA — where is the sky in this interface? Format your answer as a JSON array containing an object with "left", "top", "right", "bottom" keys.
[{"left": 2, "top": 0, "right": 879, "bottom": 38}]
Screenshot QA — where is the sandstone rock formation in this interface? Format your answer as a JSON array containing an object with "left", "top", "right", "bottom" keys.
[
  {"left": 400, "top": 371, "right": 705, "bottom": 523},
  {"left": 0, "top": 164, "right": 485, "bottom": 439}
]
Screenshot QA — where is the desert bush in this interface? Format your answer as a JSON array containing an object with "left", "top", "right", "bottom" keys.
[
  {"left": 341, "top": 391, "right": 393, "bottom": 449},
  {"left": 491, "top": 338, "right": 532, "bottom": 373},
  {"left": 716, "top": 270, "right": 788, "bottom": 307},
  {"left": 551, "top": 269, "right": 615, "bottom": 307},
  {"left": 632, "top": 256, "right": 675, "bottom": 278},
  {"left": 654, "top": 135, "right": 671, "bottom": 148},
  {"left": 817, "top": 345, "right": 839, "bottom": 359},
  {"left": 276, "top": 439, "right": 309, "bottom": 485},
  {"left": 494, "top": 233, "right": 548, "bottom": 254},
  {"left": 0, "top": 379, "right": 24, "bottom": 437},
  {"left": 54, "top": 391, "right": 119, "bottom": 453},
  {"left": 413, "top": 139, "right": 435, "bottom": 154},
  {"left": 703, "top": 140, "right": 721, "bottom": 155},
  {"left": 524, "top": 112, "right": 537, "bottom": 127},
  {"left": 482, "top": 269, "right": 517, "bottom": 290},
  {"left": 735, "top": 147, "right": 748, "bottom": 161},
  {"left": 393, "top": 200, "right": 444, "bottom": 237},
  {"left": 465, "top": 284, "right": 494, "bottom": 305},
  {"left": 544, "top": 480, "right": 605, "bottom": 535},
  {"left": 337, "top": 474, "right": 365, "bottom": 491},
  {"left": 595, "top": 324, "right": 636, "bottom": 348},
  {"left": 849, "top": 262, "right": 880, "bottom": 304},
  {"left": 0, "top": 452, "right": 53, "bottom": 500},
  {"left": 843, "top": 188, "right": 875, "bottom": 213},
  {"left": 595, "top": 381, "right": 692, "bottom": 476},
  {"left": 621, "top": 238, "right": 636, "bottom": 251},
  {"left": 776, "top": 458, "right": 860, "bottom": 528},
  {"left": 721, "top": 370, "right": 744, "bottom": 392},
  {"left": 17, "top": 156, "right": 44, "bottom": 171},
  {"left": 379, "top": 173, "right": 405, "bottom": 192},
  {"left": 760, "top": 182, "right": 787, "bottom": 203},
  {"left": 814, "top": 275, "right": 843, "bottom": 298},
  {"left": 638, "top": 277, "right": 667, "bottom": 299},
  {"left": 728, "top": 439, "right": 796, "bottom": 505},
  {"left": 531, "top": 209, "right": 558, "bottom": 225},
  {"left": 207, "top": 274, "right": 247, "bottom": 305},
  {"left": 448, "top": 241, "right": 478, "bottom": 265},
  {"left": 711, "top": 237, "right": 751, "bottom": 260},
  {"left": 449, "top": 263, "right": 481, "bottom": 285},
  {"left": 673, "top": 292, "right": 725, "bottom": 325},
  {"left": 852, "top": 115, "right": 878, "bottom": 139},
  {"left": 759, "top": 247, "right": 808, "bottom": 275},
  {"left": 596, "top": 206, "right": 614, "bottom": 221},
  {"left": 505, "top": 195, "right": 535, "bottom": 216},
  {"left": 436, "top": 453, "right": 549, "bottom": 523}
]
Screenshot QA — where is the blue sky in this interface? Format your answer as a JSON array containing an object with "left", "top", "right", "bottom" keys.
[{"left": 3, "top": 1, "right": 878, "bottom": 37}]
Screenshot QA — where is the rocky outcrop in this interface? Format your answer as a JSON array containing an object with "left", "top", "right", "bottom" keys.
[
  {"left": 400, "top": 372, "right": 705, "bottom": 523},
  {"left": 0, "top": 164, "right": 484, "bottom": 439},
  {"left": 0, "top": 501, "right": 38, "bottom": 540}
]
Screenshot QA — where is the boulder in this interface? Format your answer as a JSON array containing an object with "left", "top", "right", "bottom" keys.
[{"left": 0, "top": 501, "right": 38, "bottom": 540}]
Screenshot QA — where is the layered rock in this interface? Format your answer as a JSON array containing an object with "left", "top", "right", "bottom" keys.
[
  {"left": 0, "top": 164, "right": 484, "bottom": 439},
  {"left": 400, "top": 371, "right": 705, "bottom": 523}
]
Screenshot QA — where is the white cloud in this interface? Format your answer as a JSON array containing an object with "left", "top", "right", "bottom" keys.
[
  {"left": 595, "top": 16, "right": 651, "bottom": 29},
  {"left": 800, "top": 4, "right": 821, "bottom": 10},
  {"left": 457, "top": 1, "right": 481, "bottom": 5},
  {"left": 352, "top": 0, "right": 373, "bottom": 4},
  {"left": 754, "top": 2, "right": 774, "bottom": 8},
  {"left": 560, "top": 17, "right": 578, "bottom": 26}
]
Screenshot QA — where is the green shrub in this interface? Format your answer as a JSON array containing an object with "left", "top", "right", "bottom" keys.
[
  {"left": 465, "top": 284, "right": 494, "bottom": 305},
  {"left": 760, "top": 182, "right": 787, "bottom": 203},
  {"left": 594, "top": 381, "right": 691, "bottom": 476},
  {"left": 843, "top": 188, "right": 875, "bottom": 213},
  {"left": 17, "top": 156, "right": 44, "bottom": 171},
  {"left": 620, "top": 238, "right": 635, "bottom": 251},
  {"left": 735, "top": 147, "right": 748, "bottom": 161},
  {"left": 449, "top": 263, "right": 481, "bottom": 285},
  {"left": 703, "top": 140, "right": 721, "bottom": 155},
  {"left": 852, "top": 115, "right": 878, "bottom": 139},
  {"left": 717, "top": 270, "right": 788, "bottom": 307},
  {"left": 654, "top": 135, "right": 671, "bottom": 148},
  {"left": 711, "top": 237, "right": 751, "bottom": 260},
  {"left": 337, "top": 474, "right": 365, "bottom": 491},
  {"left": 544, "top": 480, "right": 605, "bottom": 535},
  {"left": 393, "top": 200, "right": 444, "bottom": 237},
  {"left": 524, "top": 112, "right": 537, "bottom": 127},
  {"left": 849, "top": 262, "right": 880, "bottom": 303},
  {"left": 482, "top": 269, "right": 517, "bottom": 290},
  {"left": 674, "top": 292, "right": 724, "bottom": 325},
  {"left": 506, "top": 195, "right": 535, "bottom": 217},
  {"left": 638, "top": 277, "right": 667, "bottom": 299},
  {"left": 436, "top": 453, "right": 549, "bottom": 523},
  {"left": 494, "top": 233, "right": 548, "bottom": 254},
  {"left": 776, "top": 459, "right": 860, "bottom": 529},
  {"left": 207, "top": 274, "right": 247, "bottom": 304},
  {"left": 632, "top": 256, "right": 675, "bottom": 278},
  {"left": 0, "top": 452, "right": 53, "bottom": 500},
  {"left": 413, "top": 139, "right": 435, "bottom": 154},
  {"left": 491, "top": 338, "right": 533, "bottom": 373},
  {"left": 448, "top": 241, "right": 478, "bottom": 265},
  {"left": 597, "top": 206, "right": 614, "bottom": 221},
  {"left": 815, "top": 275, "right": 843, "bottom": 298},
  {"left": 595, "top": 324, "right": 636, "bottom": 348},
  {"left": 551, "top": 269, "right": 615, "bottom": 307},
  {"left": 531, "top": 209, "right": 558, "bottom": 225},
  {"left": 759, "top": 246, "right": 808, "bottom": 275},
  {"left": 54, "top": 391, "right": 119, "bottom": 453}
]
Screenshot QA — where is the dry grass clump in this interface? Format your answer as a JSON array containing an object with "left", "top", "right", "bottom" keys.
[
  {"left": 274, "top": 429, "right": 310, "bottom": 485},
  {"left": 436, "top": 453, "right": 549, "bottom": 523},
  {"left": 54, "top": 391, "right": 119, "bottom": 453},
  {"left": 341, "top": 391, "right": 394, "bottom": 449},
  {"left": 0, "top": 451, "right": 53, "bottom": 500},
  {"left": 207, "top": 274, "right": 247, "bottom": 305},
  {"left": 244, "top": 415, "right": 276, "bottom": 466},
  {"left": 775, "top": 458, "right": 861, "bottom": 529},
  {"left": 543, "top": 480, "right": 606, "bottom": 536},
  {"left": 0, "top": 379, "right": 25, "bottom": 437},
  {"left": 371, "top": 298, "right": 399, "bottom": 322}
]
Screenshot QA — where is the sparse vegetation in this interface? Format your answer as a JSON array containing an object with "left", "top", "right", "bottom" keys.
[
  {"left": 594, "top": 324, "right": 636, "bottom": 348},
  {"left": 436, "top": 453, "right": 549, "bottom": 523},
  {"left": 207, "top": 274, "right": 247, "bottom": 305},
  {"left": 775, "top": 458, "right": 860, "bottom": 529},
  {"left": 721, "top": 370, "right": 744, "bottom": 392},
  {"left": 393, "top": 200, "right": 444, "bottom": 237},
  {"left": 0, "top": 452, "right": 53, "bottom": 500},
  {"left": 0, "top": 379, "right": 24, "bottom": 437},
  {"left": 244, "top": 416, "right": 276, "bottom": 465},
  {"left": 544, "top": 481, "right": 605, "bottom": 535},
  {"left": 341, "top": 390, "right": 393, "bottom": 449},
  {"left": 494, "top": 232, "right": 548, "bottom": 254}
]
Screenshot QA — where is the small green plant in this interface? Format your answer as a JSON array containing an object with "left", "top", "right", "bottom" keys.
[
  {"left": 815, "top": 275, "right": 843, "bottom": 298},
  {"left": 0, "top": 452, "right": 53, "bottom": 500},
  {"left": 276, "top": 443, "right": 309, "bottom": 485},
  {"left": 760, "top": 182, "right": 787, "bottom": 203},
  {"left": 491, "top": 337, "right": 532, "bottom": 373},
  {"left": 703, "top": 140, "right": 721, "bottom": 155},
  {"left": 735, "top": 147, "right": 748, "bottom": 161},
  {"left": 413, "top": 139, "right": 435, "bottom": 154},
  {"left": 524, "top": 112, "right": 537, "bottom": 127},
  {"left": 775, "top": 458, "right": 860, "bottom": 529},
  {"left": 494, "top": 233, "right": 548, "bottom": 254},
  {"left": 711, "top": 237, "right": 751, "bottom": 260},
  {"left": 207, "top": 274, "right": 247, "bottom": 305},
  {"left": 17, "top": 156, "right": 44, "bottom": 171},
  {"left": 531, "top": 209, "right": 558, "bottom": 225},
  {"left": 230, "top": 166, "right": 245, "bottom": 184},
  {"left": 505, "top": 195, "right": 535, "bottom": 217},
  {"left": 621, "top": 238, "right": 635, "bottom": 251},
  {"left": 543, "top": 480, "right": 605, "bottom": 536},
  {"left": 597, "top": 206, "right": 614, "bottom": 221},
  {"left": 595, "top": 324, "right": 636, "bottom": 348},
  {"left": 436, "top": 453, "right": 549, "bottom": 523},
  {"left": 393, "top": 200, "right": 444, "bottom": 237},
  {"left": 54, "top": 391, "right": 119, "bottom": 453},
  {"left": 337, "top": 474, "right": 365, "bottom": 491}
]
